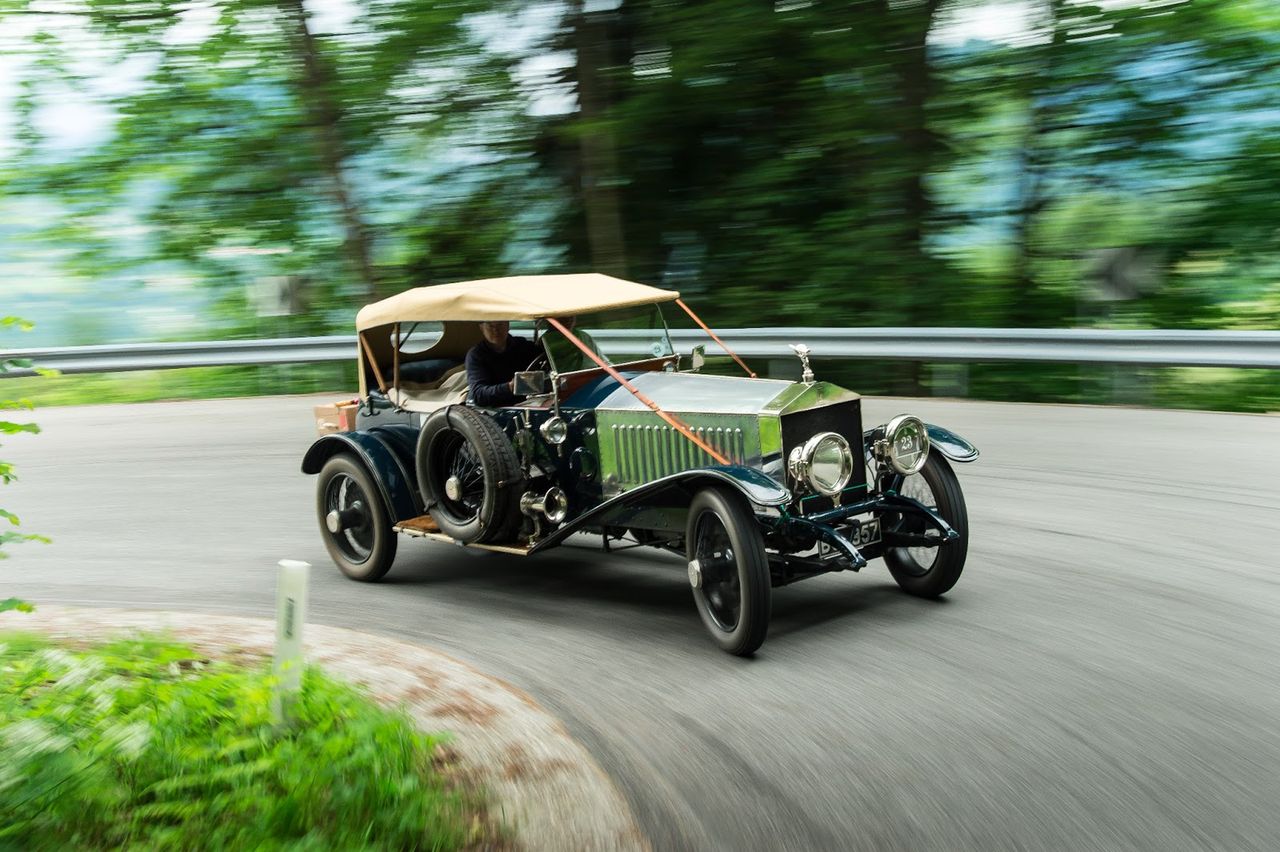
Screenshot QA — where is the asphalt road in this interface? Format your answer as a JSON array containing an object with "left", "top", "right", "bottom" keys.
[{"left": 4, "top": 394, "right": 1280, "bottom": 851}]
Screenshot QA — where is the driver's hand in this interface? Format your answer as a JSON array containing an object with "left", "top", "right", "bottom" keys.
[{"left": 508, "top": 378, "right": 517, "bottom": 392}]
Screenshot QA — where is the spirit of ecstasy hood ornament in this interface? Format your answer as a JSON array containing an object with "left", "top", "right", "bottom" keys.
[{"left": 789, "top": 343, "right": 815, "bottom": 385}]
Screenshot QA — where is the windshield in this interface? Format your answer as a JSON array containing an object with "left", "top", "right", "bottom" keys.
[{"left": 539, "top": 304, "right": 674, "bottom": 374}]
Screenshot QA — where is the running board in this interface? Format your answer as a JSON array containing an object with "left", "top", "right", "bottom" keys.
[{"left": 393, "top": 515, "right": 533, "bottom": 556}]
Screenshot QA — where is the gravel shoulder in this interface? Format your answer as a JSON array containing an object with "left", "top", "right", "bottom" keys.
[{"left": 1, "top": 605, "right": 647, "bottom": 852}]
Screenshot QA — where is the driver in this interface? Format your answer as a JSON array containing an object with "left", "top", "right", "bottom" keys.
[
  {"left": 465, "top": 320, "right": 541, "bottom": 407},
  {"left": 539, "top": 315, "right": 603, "bottom": 373}
]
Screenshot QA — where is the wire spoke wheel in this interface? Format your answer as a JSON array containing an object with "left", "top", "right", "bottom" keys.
[
  {"left": 894, "top": 472, "right": 941, "bottom": 577},
  {"left": 416, "top": 406, "right": 524, "bottom": 545},
  {"left": 437, "top": 433, "right": 487, "bottom": 522},
  {"left": 884, "top": 454, "right": 968, "bottom": 598}
]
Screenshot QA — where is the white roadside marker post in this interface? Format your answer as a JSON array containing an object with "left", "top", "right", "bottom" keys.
[{"left": 272, "top": 559, "right": 310, "bottom": 723}]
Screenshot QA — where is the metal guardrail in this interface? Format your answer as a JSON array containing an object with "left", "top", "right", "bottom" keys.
[
  {"left": 0, "top": 337, "right": 356, "bottom": 378},
  {"left": 654, "top": 328, "right": 1280, "bottom": 369},
  {"left": 3, "top": 328, "right": 1279, "bottom": 378}
]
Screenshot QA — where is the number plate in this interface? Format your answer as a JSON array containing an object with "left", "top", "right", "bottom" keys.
[
  {"left": 818, "top": 518, "right": 881, "bottom": 559},
  {"left": 849, "top": 518, "right": 881, "bottom": 547}
]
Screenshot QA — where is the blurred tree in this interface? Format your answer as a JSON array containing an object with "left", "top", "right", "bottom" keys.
[
  {"left": 2, "top": 0, "right": 1277, "bottom": 352},
  {"left": 533, "top": 0, "right": 958, "bottom": 328},
  {"left": 0, "top": 0, "right": 537, "bottom": 334},
  {"left": 939, "top": 0, "right": 1280, "bottom": 328}
]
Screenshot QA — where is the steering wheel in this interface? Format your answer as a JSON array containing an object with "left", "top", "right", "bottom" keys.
[{"left": 525, "top": 353, "right": 551, "bottom": 374}]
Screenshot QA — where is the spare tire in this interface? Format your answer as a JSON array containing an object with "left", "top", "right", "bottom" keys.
[{"left": 416, "top": 406, "right": 524, "bottom": 544}]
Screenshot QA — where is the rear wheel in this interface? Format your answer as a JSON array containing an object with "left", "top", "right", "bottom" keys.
[
  {"left": 316, "top": 454, "right": 397, "bottom": 581},
  {"left": 884, "top": 453, "right": 968, "bottom": 597},
  {"left": 686, "top": 488, "right": 771, "bottom": 656}
]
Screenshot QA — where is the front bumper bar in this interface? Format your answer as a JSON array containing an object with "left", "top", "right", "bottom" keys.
[{"left": 771, "top": 490, "right": 960, "bottom": 573}]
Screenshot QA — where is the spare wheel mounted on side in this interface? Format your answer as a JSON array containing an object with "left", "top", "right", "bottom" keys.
[{"left": 416, "top": 405, "right": 524, "bottom": 544}]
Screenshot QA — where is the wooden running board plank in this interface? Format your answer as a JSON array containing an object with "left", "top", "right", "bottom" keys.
[
  {"left": 396, "top": 514, "right": 439, "bottom": 533},
  {"left": 393, "top": 517, "right": 532, "bottom": 556}
]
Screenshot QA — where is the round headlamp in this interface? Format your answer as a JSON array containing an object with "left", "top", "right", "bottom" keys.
[
  {"left": 788, "top": 432, "right": 854, "bottom": 496},
  {"left": 881, "top": 414, "right": 929, "bottom": 475},
  {"left": 539, "top": 416, "right": 568, "bottom": 445}
]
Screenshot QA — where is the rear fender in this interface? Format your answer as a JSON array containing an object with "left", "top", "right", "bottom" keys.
[{"left": 300, "top": 431, "right": 421, "bottom": 522}]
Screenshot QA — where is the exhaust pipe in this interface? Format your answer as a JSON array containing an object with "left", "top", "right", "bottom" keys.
[{"left": 520, "top": 486, "right": 569, "bottom": 524}]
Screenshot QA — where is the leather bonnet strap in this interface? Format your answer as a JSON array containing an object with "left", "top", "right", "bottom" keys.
[
  {"left": 674, "top": 299, "right": 756, "bottom": 378},
  {"left": 544, "top": 317, "right": 731, "bottom": 466}
]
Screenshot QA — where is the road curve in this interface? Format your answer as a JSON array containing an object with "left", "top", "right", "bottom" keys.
[{"left": 4, "top": 395, "right": 1279, "bottom": 851}]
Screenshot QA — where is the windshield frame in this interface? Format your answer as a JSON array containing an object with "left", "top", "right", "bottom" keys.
[{"left": 536, "top": 303, "right": 676, "bottom": 378}]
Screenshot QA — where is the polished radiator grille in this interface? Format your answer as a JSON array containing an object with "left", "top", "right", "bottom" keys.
[
  {"left": 781, "top": 399, "right": 866, "bottom": 510},
  {"left": 612, "top": 423, "right": 747, "bottom": 484}
]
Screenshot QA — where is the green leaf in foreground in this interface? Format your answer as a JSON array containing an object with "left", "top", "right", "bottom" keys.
[
  {"left": 0, "top": 634, "right": 495, "bottom": 850},
  {"left": 0, "top": 598, "right": 34, "bottom": 613}
]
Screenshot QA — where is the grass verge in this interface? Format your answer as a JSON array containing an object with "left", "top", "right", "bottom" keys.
[{"left": 0, "top": 632, "right": 497, "bottom": 851}]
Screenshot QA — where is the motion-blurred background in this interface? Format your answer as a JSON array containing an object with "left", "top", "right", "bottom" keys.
[{"left": 2, "top": 0, "right": 1277, "bottom": 409}]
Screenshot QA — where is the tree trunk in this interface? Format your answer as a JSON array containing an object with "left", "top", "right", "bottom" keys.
[
  {"left": 895, "top": 0, "right": 940, "bottom": 286},
  {"left": 573, "top": 2, "right": 628, "bottom": 277},
  {"left": 883, "top": 0, "right": 941, "bottom": 391},
  {"left": 1008, "top": 0, "right": 1068, "bottom": 328},
  {"left": 281, "top": 0, "right": 378, "bottom": 301}
]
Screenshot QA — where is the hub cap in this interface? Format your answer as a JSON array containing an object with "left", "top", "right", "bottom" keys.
[
  {"left": 444, "top": 475, "right": 463, "bottom": 501},
  {"left": 434, "top": 433, "right": 486, "bottom": 523},
  {"left": 692, "top": 511, "right": 741, "bottom": 632},
  {"left": 322, "top": 473, "right": 373, "bottom": 564}
]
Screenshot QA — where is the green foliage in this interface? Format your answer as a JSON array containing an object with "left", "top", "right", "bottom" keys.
[
  {"left": 3, "top": 362, "right": 358, "bottom": 408},
  {"left": 2, "top": 0, "right": 1279, "bottom": 409},
  {"left": 0, "top": 599, "right": 35, "bottom": 614},
  {"left": 0, "top": 633, "right": 492, "bottom": 850},
  {"left": 0, "top": 318, "right": 47, "bottom": 558}
]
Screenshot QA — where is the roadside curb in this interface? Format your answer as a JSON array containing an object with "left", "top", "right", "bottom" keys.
[{"left": 2, "top": 606, "right": 647, "bottom": 852}]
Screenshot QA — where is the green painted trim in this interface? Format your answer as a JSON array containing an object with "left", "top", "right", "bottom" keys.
[{"left": 799, "top": 482, "right": 869, "bottom": 507}]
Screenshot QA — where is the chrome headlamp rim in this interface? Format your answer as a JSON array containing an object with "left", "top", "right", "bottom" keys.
[
  {"left": 787, "top": 431, "right": 855, "bottom": 496},
  {"left": 881, "top": 414, "right": 930, "bottom": 476},
  {"left": 539, "top": 415, "right": 568, "bottom": 445}
]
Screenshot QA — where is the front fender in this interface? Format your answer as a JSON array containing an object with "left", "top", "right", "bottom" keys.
[
  {"left": 925, "top": 423, "right": 979, "bottom": 463},
  {"left": 300, "top": 431, "right": 421, "bottom": 522},
  {"left": 529, "top": 465, "right": 790, "bottom": 553},
  {"left": 863, "top": 422, "right": 978, "bottom": 465}
]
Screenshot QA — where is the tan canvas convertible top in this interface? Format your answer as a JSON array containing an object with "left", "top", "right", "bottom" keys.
[
  {"left": 354, "top": 273, "right": 681, "bottom": 404},
  {"left": 353, "top": 274, "right": 754, "bottom": 463},
  {"left": 355, "top": 273, "right": 679, "bottom": 330}
]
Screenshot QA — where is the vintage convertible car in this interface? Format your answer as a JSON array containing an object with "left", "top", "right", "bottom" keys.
[{"left": 302, "top": 274, "right": 978, "bottom": 655}]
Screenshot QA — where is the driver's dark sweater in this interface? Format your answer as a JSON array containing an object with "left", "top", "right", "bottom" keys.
[{"left": 465, "top": 334, "right": 540, "bottom": 407}]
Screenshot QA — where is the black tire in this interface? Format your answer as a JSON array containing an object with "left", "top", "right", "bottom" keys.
[
  {"left": 316, "top": 454, "right": 397, "bottom": 582},
  {"left": 416, "top": 406, "right": 523, "bottom": 544},
  {"left": 686, "top": 487, "right": 772, "bottom": 656},
  {"left": 884, "top": 453, "right": 968, "bottom": 598}
]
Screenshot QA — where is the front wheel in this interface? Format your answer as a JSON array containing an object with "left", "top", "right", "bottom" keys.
[
  {"left": 686, "top": 488, "right": 771, "bottom": 656},
  {"left": 883, "top": 453, "right": 968, "bottom": 598},
  {"left": 316, "top": 454, "right": 397, "bottom": 582}
]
